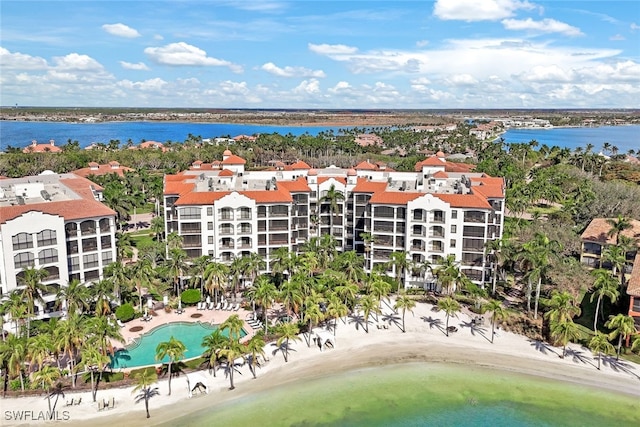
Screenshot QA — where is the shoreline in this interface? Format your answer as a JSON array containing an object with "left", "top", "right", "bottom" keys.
[{"left": 3, "top": 299, "right": 639, "bottom": 427}]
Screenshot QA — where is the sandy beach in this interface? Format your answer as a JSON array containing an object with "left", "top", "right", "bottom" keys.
[{"left": 4, "top": 299, "right": 639, "bottom": 427}]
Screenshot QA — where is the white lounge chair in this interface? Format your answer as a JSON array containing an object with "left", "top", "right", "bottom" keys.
[
  {"left": 215, "top": 302, "right": 222, "bottom": 310},
  {"left": 233, "top": 302, "right": 240, "bottom": 311},
  {"left": 208, "top": 302, "right": 215, "bottom": 310},
  {"left": 197, "top": 302, "right": 204, "bottom": 310},
  {"left": 226, "top": 302, "right": 234, "bottom": 311}
]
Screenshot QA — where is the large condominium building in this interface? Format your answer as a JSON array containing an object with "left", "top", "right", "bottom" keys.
[
  {"left": 164, "top": 151, "right": 505, "bottom": 290},
  {"left": 0, "top": 172, "right": 117, "bottom": 319}
]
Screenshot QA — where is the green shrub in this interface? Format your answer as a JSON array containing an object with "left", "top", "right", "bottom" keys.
[
  {"left": 115, "top": 303, "right": 135, "bottom": 322},
  {"left": 181, "top": 289, "right": 201, "bottom": 305}
]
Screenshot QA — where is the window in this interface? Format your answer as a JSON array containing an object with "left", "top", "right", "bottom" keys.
[
  {"left": 450, "top": 239, "right": 456, "bottom": 248},
  {"left": 208, "top": 236, "right": 214, "bottom": 244},
  {"left": 85, "top": 270, "right": 99, "bottom": 281},
  {"left": 67, "top": 240, "right": 79, "bottom": 255},
  {"left": 12, "top": 233, "right": 33, "bottom": 250},
  {"left": 83, "top": 253, "right": 99, "bottom": 269},
  {"left": 219, "top": 207, "right": 233, "bottom": 220},
  {"left": 65, "top": 223, "right": 78, "bottom": 237},
  {"left": 14, "top": 252, "right": 34, "bottom": 269},
  {"left": 69, "top": 256, "right": 80, "bottom": 271},
  {"left": 180, "top": 207, "right": 201, "bottom": 220},
  {"left": 451, "top": 225, "right": 457, "bottom": 233},
  {"left": 37, "top": 229, "right": 57, "bottom": 247},
  {"left": 80, "top": 220, "right": 96, "bottom": 235},
  {"left": 208, "top": 222, "right": 213, "bottom": 230},
  {"left": 373, "top": 206, "right": 394, "bottom": 218},
  {"left": 207, "top": 207, "right": 213, "bottom": 216},
  {"left": 82, "top": 238, "right": 98, "bottom": 252},
  {"left": 239, "top": 207, "right": 252, "bottom": 219},
  {"left": 102, "top": 251, "right": 113, "bottom": 265},
  {"left": 99, "top": 218, "right": 111, "bottom": 233},
  {"left": 101, "top": 235, "right": 112, "bottom": 249},
  {"left": 38, "top": 248, "right": 58, "bottom": 264},
  {"left": 452, "top": 210, "right": 458, "bottom": 219}
]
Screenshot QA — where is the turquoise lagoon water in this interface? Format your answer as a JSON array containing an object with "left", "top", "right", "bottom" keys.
[
  {"left": 160, "top": 363, "right": 640, "bottom": 427},
  {"left": 111, "top": 322, "right": 246, "bottom": 369}
]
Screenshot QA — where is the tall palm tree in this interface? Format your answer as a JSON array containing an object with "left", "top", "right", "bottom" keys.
[
  {"left": 131, "top": 258, "right": 154, "bottom": 311},
  {"left": 394, "top": 292, "right": 416, "bottom": 333},
  {"left": 220, "top": 314, "right": 245, "bottom": 342},
  {"left": 326, "top": 294, "right": 348, "bottom": 336},
  {"left": 203, "top": 261, "right": 229, "bottom": 304},
  {"left": 56, "top": 278, "right": 90, "bottom": 317},
  {"left": 605, "top": 314, "right": 636, "bottom": 359},
  {"left": 550, "top": 317, "right": 581, "bottom": 359},
  {"left": 606, "top": 215, "right": 632, "bottom": 245},
  {"left": 245, "top": 332, "right": 266, "bottom": 379},
  {"left": 388, "top": 251, "right": 411, "bottom": 293},
  {"left": 335, "top": 281, "right": 359, "bottom": 310},
  {"left": 132, "top": 370, "right": 159, "bottom": 419},
  {"left": 218, "top": 339, "right": 244, "bottom": 390},
  {"left": 17, "top": 266, "right": 50, "bottom": 335},
  {"left": 433, "top": 254, "right": 463, "bottom": 295},
  {"left": 320, "top": 184, "right": 345, "bottom": 240},
  {"left": 241, "top": 253, "right": 265, "bottom": 295},
  {"left": 271, "top": 247, "right": 294, "bottom": 281},
  {"left": 89, "top": 279, "right": 114, "bottom": 317},
  {"left": 27, "top": 333, "right": 52, "bottom": 372},
  {"left": 334, "top": 250, "right": 364, "bottom": 285},
  {"left": 0, "top": 292, "right": 27, "bottom": 337},
  {"left": 31, "top": 365, "right": 61, "bottom": 418},
  {"left": 279, "top": 279, "right": 304, "bottom": 317},
  {"left": 589, "top": 332, "right": 615, "bottom": 370},
  {"left": 155, "top": 336, "right": 186, "bottom": 396},
  {"left": 544, "top": 290, "right": 581, "bottom": 325},
  {"left": 304, "top": 303, "right": 325, "bottom": 347},
  {"left": 601, "top": 245, "right": 627, "bottom": 287},
  {"left": 437, "top": 296, "right": 460, "bottom": 337},
  {"left": 484, "top": 299, "right": 509, "bottom": 343},
  {"left": 358, "top": 294, "right": 379, "bottom": 334},
  {"left": 252, "top": 276, "right": 278, "bottom": 334},
  {"left": 79, "top": 345, "right": 110, "bottom": 403},
  {"left": 519, "top": 233, "right": 561, "bottom": 319},
  {"left": 57, "top": 313, "right": 85, "bottom": 388},
  {"left": 589, "top": 269, "right": 619, "bottom": 332},
  {"left": 276, "top": 322, "right": 301, "bottom": 363},
  {"left": 86, "top": 314, "right": 124, "bottom": 356},
  {"left": 6, "top": 334, "right": 27, "bottom": 391},
  {"left": 166, "top": 248, "right": 188, "bottom": 299},
  {"left": 104, "top": 261, "right": 128, "bottom": 304},
  {"left": 202, "top": 329, "right": 226, "bottom": 378}
]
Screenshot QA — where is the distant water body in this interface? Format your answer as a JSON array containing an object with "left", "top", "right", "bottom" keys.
[
  {"left": 0, "top": 121, "right": 637, "bottom": 153},
  {"left": 157, "top": 363, "right": 640, "bottom": 427},
  {"left": 501, "top": 125, "right": 639, "bottom": 154},
  {"left": 0, "top": 121, "right": 348, "bottom": 151}
]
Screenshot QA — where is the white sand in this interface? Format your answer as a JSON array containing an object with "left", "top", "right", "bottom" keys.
[{"left": 4, "top": 299, "right": 639, "bottom": 427}]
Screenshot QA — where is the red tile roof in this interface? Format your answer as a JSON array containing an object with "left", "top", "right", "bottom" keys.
[
  {"left": 581, "top": 218, "right": 640, "bottom": 245},
  {"left": 433, "top": 171, "right": 449, "bottom": 179},
  {"left": 164, "top": 181, "right": 194, "bottom": 196},
  {"left": 175, "top": 191, "right": 231, "bottom": 205},
  {"left": 318, "top": 177, "right": 347, "bottom": 185},
  {"left": 471, "top": 184, "right": 505, "bottom": 199},
  {"left": 352, "top": 178, "right": 388, "bottom": 193},
  {"left": 222, "top": 154, "right": 246, "bottom": 165},
  {"left": 369, "top": 191, "right": 422, "bottom": 205},
  {"left": 627, "top": 254, "right": 640, "bottom": 297},
  {"left": 444, "top": 162, "right": 475, "bottom": 173},
  {"left": 72, "top": 163, "right": 133, "bottom": 178},
  {"left": 354, "top": 160, "right": 377, "bottom": 170},
  {"left": 243, "top": 188, "right": 293, "bottom": 203},
  {"left": 278, "top": 177, "right": 311, "bottom": 192},
  {"left": 435, "top": 193, "right": 492, "bottom": 209},
  {"left": 414, "top": 156, "right": 446, "bottom": 170},
  {"left": 219, "top": 169, "right": 234, "bottom": 177},
  {"left": 22, "top": 140, "right": 63, "bottom": 153},
  {"left": 289, "top": 160, "right": 311, "bottom": 170}
]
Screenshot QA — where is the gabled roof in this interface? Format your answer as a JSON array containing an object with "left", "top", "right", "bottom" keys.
[
  {"left": 221, "top": 154, "right": 247, "bottom": 165},
  {"left": 289, "top": 160, "right": 311, "bottom": 170},
  {"left": 352, "top": 178, "right": 388, "bottom": 193},
  {"left": 243, "top": 188, "right": 293, "bottom": 203},
  {"left": 414, "top": 156, "right": 446, "bottom": 170},
  {"left": 354, "top": 160, "right": 377, "bottom": 170},
  {"left": 471, "top": 185, "right": 505, "bottom": 199},
  {"left": 218, "top": 169, "right": 234, "bottom": 177},
  {"left": 164, "top": 181, "right": 194, "bottom": 196},
  {"left": 318, "top": 177, "right": 347, "bottom": 185},
  {"left": 433, "top": 171, "right": 449, "bottom": 179},
  {"left": 369, "top": 191, "right": 422, "bottom": 205},
  {"left": 278, "top": 177, "right": 311, "bottom": 192}
]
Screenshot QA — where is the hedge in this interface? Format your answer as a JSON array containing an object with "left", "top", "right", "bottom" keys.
[
  {"left": 181, "top": 289, "right": 201, "bottom": 305},
  {"left": 115, "top": 303, "right": 135, "bottom": 322}
]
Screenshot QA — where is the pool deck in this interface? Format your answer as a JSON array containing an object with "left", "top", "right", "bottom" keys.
[{"left": 114, "top": 303, "right": 258, "bottom": 349}]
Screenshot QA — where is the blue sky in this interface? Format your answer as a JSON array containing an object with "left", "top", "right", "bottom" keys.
[{"left": 1, "top": 0, "right": 639, "bottom": 109}]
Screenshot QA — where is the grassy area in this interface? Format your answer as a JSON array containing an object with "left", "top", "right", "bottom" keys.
[
  {"left": 129, "top": 232, "right": 154, "bottom": 248},
  {"left": 134, "top": 203, "right": 156, "bottom": 214}
]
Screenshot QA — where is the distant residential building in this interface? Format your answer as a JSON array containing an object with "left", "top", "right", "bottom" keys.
[
  {"left": 354, "top": 134, "right": 383, "bottom": 147},
  {"left": 72, "top": 161, "right": 134, "bottom": 178},
  {"left": 580, "top": 218, "right": 640, "bottom": 332},
  {"left": 0, "top": 173, "right": 117, "bottom": 322},
  {"left": 164, "top": 151, "right": 505, "bottom": 290},
  {"left": 22, "top": 139, "right": 62, "bottom": 154}
]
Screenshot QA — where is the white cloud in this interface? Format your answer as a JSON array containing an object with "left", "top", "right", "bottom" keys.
[
  {"left": 154, "top": 34, "right": 164, "bottom": 41},
  {"left": 328, "top": 81, "right": 353, "bottom": 94},
  {"left": 118, "top": 78, "right": 168, "bottom": 92},
  {"left": 119, "top": 61, "right": 150, "bottom": 71},
  {"left": 519, "top": 64, "right": 574, "bottom": 82},
  {"left": 293, "top": 79, "right": 321, "bottom": 95},
  {"left": 261, "top": 62, "right": 325, "bottom": 78},
  {"left": 52, "top": 53, "right": 105, "bottom": 71},
  {"left": 502, "top": 18, "right": 583, "bottom": 36},
  {"left": 630, "top": 23, "right": 640, "bottom": 32},
  {"left": 609, "top": 34, "right": 625, "bottom": 41},
  {"left": 144, "top": 42, "right": 243, "bottom": 72},
  {"left": 308, "top": 43, "right": 358, "bottom": 55},
  {"left": 416, "top": 40, "right": 429, "bottom": 48},
  {"left": 444, "top": 73, "right": 478, "bottom": 86},
  {"left": 433, "top": 0, "right": 536, "bottom": 22},
  {"left": 0, "top": 47, "right": 48, "bottom": 70},
  {"left": 102, "top": 23, "right": 141, "bottom": 38}
]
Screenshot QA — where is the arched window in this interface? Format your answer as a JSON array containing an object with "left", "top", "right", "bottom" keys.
[
  {"left": 12, "top": 233, "right": 32, "bottom": 250},
  {"left": 37, "top": 229, "right": 57, "bottom": 246},
  {"left": 80, "top": 220, "right": 96, "bottom": 235},
  {"left": 14, "top": 252, "right": 34, "bottom": 269},
  {"left": 99, "top": 218, "right": 111, "bottom": 232},
  {"left": 38, "top": 248, "right": 59, "bottom": 264}
]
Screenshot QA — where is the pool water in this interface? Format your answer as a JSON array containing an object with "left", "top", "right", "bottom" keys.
[{"left": 111, "top": 322, "right": 246, "bottom": 369}]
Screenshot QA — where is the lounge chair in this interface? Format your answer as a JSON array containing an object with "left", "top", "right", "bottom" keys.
[
  {"left": 66, "top": 398, "right": 74, "bottom": 406},
  {"left": 75, "top": 397, "right": 82, "bottom": 405},
  {"left": 197, "top": 302, "right": 204, "bottom": 310},
  {"left": 215, "top": 302, "right": 222, "bottom": 310},
  {"left": 110, "top": 397, "right": 115, "bottom": 409},
  {"left": 97, "top": 400, "right": 104, "bottom": 411},
  {"left": 226, "top": 302, "right": 234, "bottom": 311},
  {"left": 233, "top": 302, "right": 240, "bottom": 311},
  {"left": 208, "top": 302, "right": 215, "bottom": 310}
]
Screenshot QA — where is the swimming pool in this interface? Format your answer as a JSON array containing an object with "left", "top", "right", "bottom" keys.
[{"left": 110, "top": 322, "right": 246, "bottom": 369}]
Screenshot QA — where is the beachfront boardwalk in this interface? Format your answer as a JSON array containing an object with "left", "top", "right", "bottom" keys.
[{"left": 6, "top": 298, "right": 640, "bottom": 427}]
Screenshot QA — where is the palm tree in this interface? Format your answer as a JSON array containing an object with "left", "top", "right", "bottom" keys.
[
  {"left": 606, "top": 215, "right": 632, "bottom": 245},
  {"left": 394, "top": 292, "right": 416, "bottom": 333},
  {"left": 304, "top": 303, "right": 325, "bottom": 347},
  {"left": 253, "top": 275, "right": 278, "bottom": 334},
  {"left": 388, "top": 251, "right": 411, "bottom": 293},
  {"left": 56, "top": 278, "right": 90, "bottom": 317},
  {"left": 241, "top": 253, "right": 265, "bottom": 295},
  {"left": 104, "top": 260, "right": 128, "bottom": 304},
  {"left": 0, "top": 292, "right": 27, "bottom": 337},
  {"left": 358, "top": 294, "right": 380, "bottom": 334},
  {"left": 335, "top": 281, "right": 359, "bottom": 310},
  {"left": 589, "top": 332, "right": 615, "bottom": 370},
  {"left": 334, "top": 251, "right": 364, "bottom": 285},
  {"left": 27, "top": 333, "right": 52, "bottom": 372},
  {"left": 320, "top": 184, "right": 345, "bottom": 239},
  {"left": 131, "top": 258, "right": 154, "bottom": 311},
  {"left": 79, "top": 345, "right": 110, "bottom": 403},
  {"left": 326, "top": 294, "right": 348, "bottom": 336},
  {"left": 601, "top": 245, "right": 627, "bottom": 287},
  {"left": 17, "top": 266, "right": 50, "bottom": 335},
  {"left": 245, "top": 332, "right": 266, "bottom": 379},
  {"left": 220, "top": 314, "right": 245, "bottom": 342},
  {"left": 631, "top": 334, "right": 640, "bottom": 354},
  {"left": 544, "top": 290, "right": 581, "bottom": 325},
  {"left": 218, "top": 339, "right": 244, "bottom": 390},
  {"left": 155, "top": 336, "right": 186, "bottom": 396},
  {"left": 89, "top": 280, "right": 114, "bottom": 317},
  {"left": 202, "top": 329, "right": 226, "bottom": 378},
  {"left": 550, "top": 318, "right": 581, "bottom": 358},
  {"left": 433, "top": 255, "right": 462, "bottom": 295},
  {"left": 86, "top": 314, "right": 124, "bottom": 356},
  {"left": 166, "top": 247, "right": 188, "bottom": 299},
  {"left": 437, "top": 296, "right": 460, "bottom": 337},
  {"left": 484, "top": 299, "right": 509, "bottom": 343},
  {"left": 605, "top": 314, "right": 636, "bottom": 359},
  {"left": 203, "top": 261, "right": 229, "bottom": 304},
  {"left": 57, "top": 313, "right": 85, "bottom": 388},
  {"left": 149, "top": 216, "right": 165, "bottom": 241},
  {"left": 6, "top": 334, "right": 27, "bottom": 391},
  {"left": 589, "top": 269, "right": 619, "bottom": 332},
  {"left": 279, "top": 279, "right": 304, "bottom": 317},
  {"left": 519, "top": 233, "right": 561, "bottom": 319},
  {"left": 31, "top": 365, "right": 61, "bottom": 418},
  {"left": 276, "top": 322, "right": 301, "bottom": 363},
  {"left": 132, "top": 370, "right": 159, "bottom": 419}
]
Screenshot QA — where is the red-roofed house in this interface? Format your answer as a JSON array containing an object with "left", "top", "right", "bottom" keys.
[
  {"left": 22, "top": 140, "right": 63, "bottom": 154},
  {"left": 72, "top": 161, "right": 134, "bottom": 178}
]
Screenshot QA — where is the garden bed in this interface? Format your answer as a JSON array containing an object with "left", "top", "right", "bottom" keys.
[{"left": 129, "top": 326, "right": 144, "bottom": 333}]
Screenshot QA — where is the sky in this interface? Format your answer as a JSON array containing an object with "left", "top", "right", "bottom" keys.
[{"left": 1, "top": 0, "right": 639, "bottom": 109}]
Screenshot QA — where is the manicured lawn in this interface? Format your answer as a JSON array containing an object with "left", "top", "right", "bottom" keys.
[{"left": 130, "top": 232, "right": 154, "bottom": 248}]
